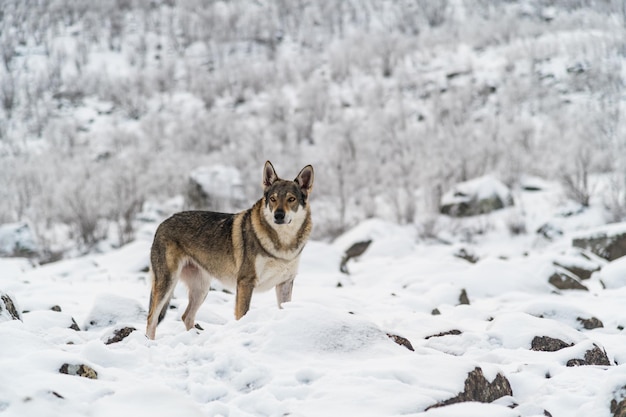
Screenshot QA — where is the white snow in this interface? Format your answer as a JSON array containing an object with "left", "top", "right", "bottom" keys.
[{"left": 2, "top": 190, "right": 626, "bottom": 416}]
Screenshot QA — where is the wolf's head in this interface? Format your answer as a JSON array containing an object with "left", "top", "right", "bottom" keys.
[{"left": 262, "top": 161, "right": 314, "bottom": 226}]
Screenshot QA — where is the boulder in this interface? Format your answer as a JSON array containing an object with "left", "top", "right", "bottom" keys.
[
  {"left": 531, "top": 336, "right": 572, "bottom": 352},
  {"left": 104, "top": 326, "right": 137, "bottom": 345},
  {"left": 186, "top": 165, "right": 245, "bottom": 212},
  {"left": 84, "top": 294, "right": 146, "bottom": 330},
  {"left": 548, "top": 268, "right": 588, "bottom": 291},
  {"left": 573, "top": 224, "right": 626, "bottom": 261},
  {"left": 0, "top": 292, "right": 21, "bottom": 321},
  {"left": 459, "top": 288, "right": 470, "bottom": 305},
  {"left": 386, "top": 333, "right": 414, "bottom": 351},
  {"left": 426, "top": 367, "right": 513, "bottom": 410},
  {"left": 0, "top": 222, "right": 39, "bottom": 257},
  {"left": 611, "top": 386, "right": 626, "bottom": 417},
  {"left": 59, "top": 363, "right": 98, "bottom": 379},
  {"left": 577, "top": 316, "right": 603, "bottom": 330},
  {"left": 553, "top": 256, "right": 601, "bottom": 280},
  {"left": 440, "top": 175, "right": 513, "bottom": 217},
  {"left": 453, "top": 247, "right": 479, "bottom": 263},
  {"left": 340, "top": 240, "right": 372, "bottom": 274},
  {"left": 566, "top": 344, "right": 611, "bottom": 367}
]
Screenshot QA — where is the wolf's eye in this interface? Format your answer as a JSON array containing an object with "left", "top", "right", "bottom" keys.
[
  {"left": 270, "top": 196, "right": 277, "bottom": 203},
  {"left": 288, "top": 197, "right": 296, "bottom": 203}
]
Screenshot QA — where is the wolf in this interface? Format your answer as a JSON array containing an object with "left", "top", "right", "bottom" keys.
[{"left": 146, "top": 161, "right": 314, "bottom": 339}]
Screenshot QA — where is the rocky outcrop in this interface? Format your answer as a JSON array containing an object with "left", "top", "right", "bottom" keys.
[
  {"left": 440, "top": 175, "right": 513, "bottom": 217},
  {"left": 427, "top": 367, "right": 513, "bottom": 410},
  {"left": 611, "top": 387, "right": 626, "bottom": 417},
  {"left": 386, "top": 333, "right": 414, "bottom": 351},
  {"left": 340, "top": 240, "right": 372, "bottom": 274},
  {"left": 425, "top": 329, "right": 462, "bottom": 339},
  {"left": 548, "top": 269, "right": 588, "bottom": 291},
  {"left": 573, "top": 226, "right": 626, "bottom": 261},
  {"left": 531, "top": 336, "right": 572, "bottom": 352},
  {"left": 530, "top": 337, "right": 610, "bottom": 366},
  {"left": 566, "top": 344, "right": 611, "bottom": 367},
  {"left": 186, "top": 165, "right": 244, "bottom": 212},
  {"left": 0, "top": 222, "right": 39, "bottom": 257},
  {"left": 0, "top": 292, "right": 21, "bottom": 321},
  {"left": 577, "top": 316, "right": 604, "bottom": 330},
  {"left": 59, "top": 363, "right": 98, "bottom": 379},
  {"left": 458, "top": 289, "right": 470, "bottom": 305},
  {"left": 105, "top": 326, "right": 136, "bottom": 345}
]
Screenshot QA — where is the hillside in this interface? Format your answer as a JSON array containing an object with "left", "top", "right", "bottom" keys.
[
  {"left": 0, "top": 0, "right": 624, "bottom": 257},
  {"left": 2, "top": 183, "right": 626, "bottom": 416}
]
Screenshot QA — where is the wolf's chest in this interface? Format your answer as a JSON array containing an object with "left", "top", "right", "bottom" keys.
[{"left": 254, "top": 255, "right": 300, "bottom": 291}]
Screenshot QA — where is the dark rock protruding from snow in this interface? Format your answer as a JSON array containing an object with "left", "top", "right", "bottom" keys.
[
  {"left": 458, "top": 289, "right": 470, "bottom": 305},
  {"left": 0, "top": 292, "right": 21, "bottom": 321},
  {"left": 105, "top": 326, "right": 136, "bottom": 345},
  {"left": 453, "top": 247, "right": 479, "bottom": 263},
  {"left": 577, "top": 316, "right": 604, "bottom": 330},
  {"left": 426, "top": 367, "right": 513, "bottom": 410},
  {"left": 548, "top": 269, "right": 588, "bottom": 291},
  {"left": 59, "top": 363, "right": 98, "bottom": 379},
  {"left": 440, "top": 175, "right": 513, "bottom": 217},
  {"left": 0, "top": 222, "right": 39, "bottom": 257},
  {"left": 566, "top": 344, "right": 611, "bottom": 367},
  {"left": 386, "top": 333, "right": 414, "bottom": 351},
  {"left": 611, "top": 386, "right": 626, "bottom": 417},
  {"left": 425, "top": 329, "right": 462, "bottom": 340},
  {"left": 552, "top": 251, "right": 603, "bottom": 280},
  {"left": 340, "top": 240, "right": 372, "bottom": 274},
  {"left": 531, "top": 336, "right": 573, "bottom": 352},
  {"left": 573, "top": 226, "right": 626, "bottom": 261},
  {"left": 186, "top": 165, "right": 244, "bottom": 212}
]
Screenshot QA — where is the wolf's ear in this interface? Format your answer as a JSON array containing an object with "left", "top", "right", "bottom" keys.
[
  {"left": 295, "top": 165, "right": 314, "bottom": 195},
  {"left": 263, "top": 160, "right": 279, "bottom": 190}
]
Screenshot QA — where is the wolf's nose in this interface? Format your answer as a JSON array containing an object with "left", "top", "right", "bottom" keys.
[{"left": 274, "top": 210, "right": 285, "bottom": 223}]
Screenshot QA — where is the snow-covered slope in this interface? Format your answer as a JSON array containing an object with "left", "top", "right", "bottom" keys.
[{"left": 2, "top": 199, "right": 626, "bottom": 416}]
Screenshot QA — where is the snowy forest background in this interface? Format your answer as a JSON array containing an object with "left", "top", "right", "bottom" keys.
[{"left": 0, "top": 0, "right": 625, "bottom": 261}]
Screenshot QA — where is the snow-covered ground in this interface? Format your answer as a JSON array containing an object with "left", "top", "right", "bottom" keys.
[{"left": 2, "top": 186, "right": 626, "bottom": 417}]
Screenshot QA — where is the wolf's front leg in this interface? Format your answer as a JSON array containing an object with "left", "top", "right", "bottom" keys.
[
  {"left": 235, "top": 279, "right": 254, "bottom": 320},
  {"left": 275, "top": 278, "right": 294, "bottom": 308}
]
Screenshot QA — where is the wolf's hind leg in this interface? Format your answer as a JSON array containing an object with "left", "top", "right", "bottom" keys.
[
  {"left": 275, "top": 278, "right": 294, "bottom": 308},
  {"left": 146, "top": 267, "right": 178, "bottom": 340},
  {"left": 180, "top": 262, "right": 211, "bottom": 331}
]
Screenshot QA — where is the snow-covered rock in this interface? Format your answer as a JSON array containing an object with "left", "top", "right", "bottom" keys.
[
  {"left": 0, "top": 222, "right": 38, "bottom": 257},
  {"left": 186, "top": 165, "right": 245, "bottom": 212},
  {"left": 572, "top": 223, "right": 626, "bottom": 261},
  {"left": 440, "top": 175, "right": 514, "bottom": 217}
]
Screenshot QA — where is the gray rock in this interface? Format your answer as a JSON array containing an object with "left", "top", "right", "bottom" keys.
[
  {"left": 0, "top": 292, "right": 21, "bottom": 321},
  {"left": 573, "top": 227, "right": 626, "bottom": 261},
  {"left": 440, "top": 176, "right": 513, "bottom": 217},
  {"left": 426, "top": 367, "right": 513, "bottom": 410},
  {"left": 548, "top": 269, "right": 588, "bottom": 291},
  {"left": 340, "top": 240, "right": 372, "bottom": 274},
  {"left": 531, "top": 336, "right": 573, "bottom": 352},
  {"left": 386, "top": 333, "right": 414, "bottom": 351},
  {"left": 577, "top": 316, "right": 604, "bottom": 330},
  {"left": 566, "top": 344, "right": 611, "bottom": 367},
  {"left": 105, "top": 326, "right": 136, "bottom": 345},
  {"left": 59, "top": 363, "right": 98, "bottom": 379}
]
